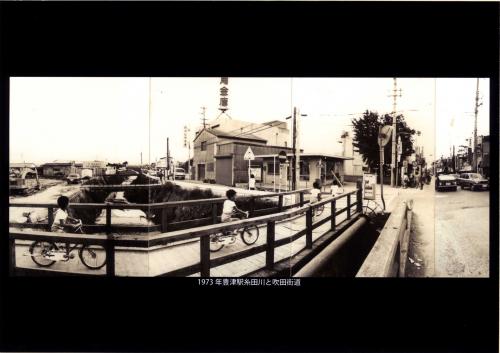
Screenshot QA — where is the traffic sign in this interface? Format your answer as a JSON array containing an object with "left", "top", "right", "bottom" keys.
[
  {"left": 397, "top": 136, "right": 402, "bottom": 154},
  {"left": 378, "top": 125, "right": 393, "bottom": 147},
  {"left": 278, "top": 150, "right": 287, "bottom": 162},
  {"left": 244, "top": 146, "right": 255, "bottom": 160}
]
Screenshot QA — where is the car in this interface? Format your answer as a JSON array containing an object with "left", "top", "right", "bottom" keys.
[
  {"left": 435, "top": 173, "right": 458, "bottom": 191},
  {"left": 457, "top": 173, "right": 489, "bottom": 191},
  {"left": 171, "top": 167, "right": 187, "bottom": 180},
  {"left": 66, "top": 173, "right": 81, "bottom": 184}
]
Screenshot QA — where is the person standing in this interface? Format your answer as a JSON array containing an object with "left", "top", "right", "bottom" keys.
[{"left": 249, "top": 174, "right": 256, "bottom": 190}]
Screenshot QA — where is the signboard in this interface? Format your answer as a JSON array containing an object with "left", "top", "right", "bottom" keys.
[
  {"left": 249, "top": 167, "right": 262, "bottom": 181},
  {"left": 244, "top": 147, "right": 255, "bottom": 160},
  {"left": 362, "top": 173, "right": 377, "bottom": 200}
]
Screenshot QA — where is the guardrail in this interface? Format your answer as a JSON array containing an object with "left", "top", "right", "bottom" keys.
[
  {"left": 356, "top": 198, "right": 413, "bottom": 277},
  {"left": 9, "top": 189, "right": 363, "bottom": 277},
  {"left": 9, "top": 189, "right": 311, "bottom": 234}
]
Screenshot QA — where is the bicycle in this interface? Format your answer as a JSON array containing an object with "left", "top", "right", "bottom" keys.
[
  {"left": 28, "top": 215, "right": 107, "bottom": 270},
  {"left": 362, "top": 199, "right": 385, "bottom": 219},
  {"left": 209, "top": 213, "right": 260, "bottom": 252}
]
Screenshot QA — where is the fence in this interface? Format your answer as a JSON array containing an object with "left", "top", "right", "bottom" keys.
[
  {"left": 9, "top": 189, "right": 363, "bottom": 277},
  {"left": 9, "top": 188, "right": 311, "bottom": 234}
]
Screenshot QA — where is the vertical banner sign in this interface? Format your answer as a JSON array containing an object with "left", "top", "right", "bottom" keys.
[
  {"left": 362, "top": 173, "right": 377, "bottom": 200},
  {"left": 219, "top": 77, "right": 229, "bottom": 113}
]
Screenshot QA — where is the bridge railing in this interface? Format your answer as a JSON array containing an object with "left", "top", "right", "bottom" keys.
[
  {"left": 9, "top": 188, "right": 311, "bottom": 234},
  {"left": 9, "top": 189, "right": 363, "bottom": 277}
]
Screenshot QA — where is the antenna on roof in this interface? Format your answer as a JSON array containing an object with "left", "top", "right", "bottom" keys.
[{"left": 201, "top": 106, "right": 207, "bottom": 128}]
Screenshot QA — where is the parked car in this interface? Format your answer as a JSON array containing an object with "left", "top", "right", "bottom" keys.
[
  {"left": 435, "top": 173, "right": 458, "bottom": 191},
  {"left": 457, "top": 173, "right": 489, "bottom": 191},
  {"left": 172, "top": 167, "right": 187, "bottom": 180},
  {"left": 66, "top": 173, "right": 81, "bottom": 184}
]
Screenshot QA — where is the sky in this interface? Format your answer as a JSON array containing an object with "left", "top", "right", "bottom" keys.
[{"left": 10, "top": 77, "right": 489, "bottom": 165}]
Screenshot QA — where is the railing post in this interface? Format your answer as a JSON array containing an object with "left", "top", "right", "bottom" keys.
[
  {"left": 47, "top": 207, "right": 54, "bottom": 231},
  {"left": 331, "top": 199, "right": 336, "bottom": 231},
  {"left": 106, "top": 235, "right": 115, "bottom": 277},
  {"left": 9, "top": 236, "right": 16, "bottom": 276},
  {"left": 278, "top": 195, "right": 283, "bottom": 212},
  {"left": 106, "top": 205, "right": 112, "bottom": 234},
  {"left": 356, "top": 188, "right": 363, "bottom": 213},
  {"left": 266, "top": 221, "right": 275, "bottom": 270},
  {"left": 306, "top": 207, "right": 313, "bottom": 249},
  {"left": 212, "top": 203, "right": 218, "bottom": 224},
  {"left": 299, "top": 192, "right": 304, "bottom": 207},
  {"left": 161, "top": 207, "right": 169, "bottom": 232},
  {"left": 250, "top": 197, "right": 255, "bottom": 218},
  {"left": 347, "top": 194, "right": 351, "bottom": 220},
  {"left": 200, "top": 235, "right": 210, "bottom": 277}
]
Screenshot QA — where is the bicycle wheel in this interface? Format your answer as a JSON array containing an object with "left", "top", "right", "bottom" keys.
[
  {"left": 29, "top": 241, "right": 57, "bottom": 267},
  {"left": 315, "top": 205, "right": 324, "bottom": 217},
  {"left": 209, "top": 234, "right": 224, "bottom": 252},
  {"left": 79, "top": 245, "right": 107, "bottom": 270},
  {"left": 240, "top": 225, "right": 259, "bottom": 245}
]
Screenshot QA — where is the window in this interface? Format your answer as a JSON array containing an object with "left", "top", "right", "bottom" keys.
[
  {"left": 201, "top": 141, "right": 207, "bottom": 151},
  {"left": 267, "top": 162, "right": 278, "bottom": 175},
  {"left": 207, "top": 163, "right": 214, "bottom": 172}
]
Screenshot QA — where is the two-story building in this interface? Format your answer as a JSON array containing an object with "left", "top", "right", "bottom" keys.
[{"left": 192, "top": 115, "right": 292, "bottom": 186}]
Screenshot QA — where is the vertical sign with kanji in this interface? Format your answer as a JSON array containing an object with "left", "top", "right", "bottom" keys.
[{"left": 219, "top": 77, "right": 229, "bottom": 113}]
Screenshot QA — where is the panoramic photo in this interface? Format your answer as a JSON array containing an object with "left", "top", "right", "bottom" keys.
[{"left": 8, "top": 77, "right": 490, "bottom": 279}]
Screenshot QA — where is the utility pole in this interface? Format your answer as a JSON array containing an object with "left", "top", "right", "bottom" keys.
[
  {"left": 166, "top": 137, "right": 170, "bottom": 178},
  {"left": 140, "top": 152, "right": 142, "bottom": 166},
  {"left": 148, "top": 77, "right": 152, "bottom": 167},
  {"left": 389, "top": 78, "right": 402, "bottom": 187},
  {"left": 292, "top": 107, "right": 297, "bottom": 191},
  {"left": 473, "top": 78, "right": 480, "bottom": 172}
]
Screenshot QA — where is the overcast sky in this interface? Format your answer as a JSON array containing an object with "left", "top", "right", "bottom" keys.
[{"left": 10, "top": 77, "right": 489, "bottom": 165}]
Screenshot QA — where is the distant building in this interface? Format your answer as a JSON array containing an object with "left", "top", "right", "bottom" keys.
[
  {"left": 41, "top": 160, "right": 76, "bottom": 177},
  {"left": 255, "top": 153, "right": 353, "bottom": 190},
  {"left": 478, "top": 135, "right": 490, "bottom": 177},
  {"left": 340, "top": 131, "right": 367, "bottom": 182}
]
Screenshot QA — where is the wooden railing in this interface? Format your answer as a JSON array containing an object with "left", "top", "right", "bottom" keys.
[
  {"left": 9, "top": 189, "right": 311, "bottom": 234},
  {"left": 9, "top": 189, "right": 363, "bottom": 277}
]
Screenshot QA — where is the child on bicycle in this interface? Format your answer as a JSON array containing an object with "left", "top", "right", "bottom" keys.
[
  {"left": 51, "top": 195, "right": 82, "bottom": 233},
  {"left": 221, "top": 189, "right": 249, "bottom": 235},
  {"left": 310, "top": 181, "right": 322, "bottom": 204}
]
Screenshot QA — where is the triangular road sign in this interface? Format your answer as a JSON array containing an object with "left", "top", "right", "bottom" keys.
[{"left": 244, "top": 146, "right": 255, "bottom": 160}]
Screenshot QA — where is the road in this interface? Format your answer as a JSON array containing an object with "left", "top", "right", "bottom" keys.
[{"left": 406, "top": 182, "right": 489, "bottom": 278}]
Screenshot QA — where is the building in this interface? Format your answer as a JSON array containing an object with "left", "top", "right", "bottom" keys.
[
  {"left": 477, "top": 135, "right": 490, "bottom": 177},
  {"left": 192, "top": 115, "right": 291, "bottom": 186},
  {"left": 41, "top": 161, "right": 76, "bottom": 177},
  {"left": 340, "top": 131, "right": 367, "bottom": 182},
  {"left": 81, "top": 160, "right": 107, "bottom": 176},
  {"left": 255, "top": 153, "right": 353, "bottom": 190}
]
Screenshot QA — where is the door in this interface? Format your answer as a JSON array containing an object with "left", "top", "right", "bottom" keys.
[
  {"left": 197, "top": 164, "right": 205, "bottom": 180},
  {"left": 216, "top": 157, "right": 233, "bottom": 186}
]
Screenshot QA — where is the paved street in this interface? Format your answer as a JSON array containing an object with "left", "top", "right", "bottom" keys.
[{"left": 405, "top": 182, "right": 489, "bottom": 277}]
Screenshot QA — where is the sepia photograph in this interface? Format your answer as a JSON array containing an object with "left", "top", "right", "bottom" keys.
[{"left": 8, "top": 77, "right": 490, "bottom": 278}]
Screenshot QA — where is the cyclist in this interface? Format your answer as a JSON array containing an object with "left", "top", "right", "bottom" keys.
[
  {"left": 310, "top": 181, "right": 321, "bottom": 204},
  {"left": 51, "top": 195, "right": 82, "bottom": 233},
  {"left": 221, "top": 189, "right": 249, "bottom": 235}
]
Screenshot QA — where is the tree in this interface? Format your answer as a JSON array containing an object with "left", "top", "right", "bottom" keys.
[{"left": 352, "top": 111, "right": 416, "bottom": 173}]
